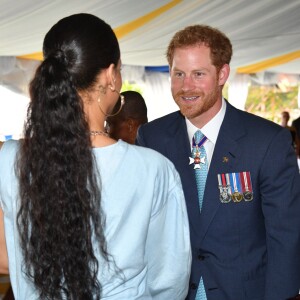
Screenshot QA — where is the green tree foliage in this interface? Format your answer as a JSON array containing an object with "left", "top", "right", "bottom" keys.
[
  {"left": 245, "top": 85, "right": 299, "bottom": 124},
  {"left": 121, "top": 79, "right": 299, "bottom": 126}
]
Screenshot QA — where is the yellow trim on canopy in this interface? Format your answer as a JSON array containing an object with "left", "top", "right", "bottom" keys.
[
  {"left": 18, "top": 0, "right": 182, "bottom": 61},
  {"left": 237, "top": 50, "right": 300, "bottom": 73},
  {"left": 18, "top": 52, "right": 43, "bottom": 60},
  {"left": 115, "top": 0, "right": 182, "bottom": 38}
]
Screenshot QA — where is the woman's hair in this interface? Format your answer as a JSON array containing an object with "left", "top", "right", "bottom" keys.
[
  {"left": 17, "top": 13, "right": 120, "bottom": 299},
  {"left": 166, "top": 24, "right": 232, "bottom": 71}
]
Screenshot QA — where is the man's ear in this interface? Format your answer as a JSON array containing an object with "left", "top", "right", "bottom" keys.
[{"left": 218, "top": 64, "right": 230, "bottom": 86}]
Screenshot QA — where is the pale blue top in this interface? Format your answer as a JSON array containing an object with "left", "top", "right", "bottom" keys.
[{"left": 0, "top": 140, "right": 191, "bottom": 300}]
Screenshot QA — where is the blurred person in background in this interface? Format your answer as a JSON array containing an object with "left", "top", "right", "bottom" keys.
[
  {"left": 292, "top": 114, "right": 300, "bottom": 158},
  {"left": 106, "top": 91, "right": 148, "bottom": 144},
  {"left": 281, "top": 111, "right": 299, "bottom": 156}
]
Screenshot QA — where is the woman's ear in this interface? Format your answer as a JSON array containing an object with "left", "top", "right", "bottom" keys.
[{"left": 107, "top": 63, "right": 116, "bottom": 90}]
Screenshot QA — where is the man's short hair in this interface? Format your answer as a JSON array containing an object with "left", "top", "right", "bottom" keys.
[{"left": 166, "top": 24, "right": 232, "bottom": 70}]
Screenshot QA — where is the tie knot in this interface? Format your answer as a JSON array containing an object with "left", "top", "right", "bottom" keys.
[{"left": 194, "top": 130, "right": 205, "bottom": 144}]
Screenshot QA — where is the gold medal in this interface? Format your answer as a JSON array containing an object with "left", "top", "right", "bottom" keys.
[{"left": 232, "top": 191, "right": 243, "bottom": 202}]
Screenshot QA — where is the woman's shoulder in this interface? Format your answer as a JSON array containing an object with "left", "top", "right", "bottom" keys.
[
  {"left": 0, "top": 139, "right": 19, "bottom": 163},
  {"left": 0, "top": 139, "right": 19, "bottom": 153},
  {"left": 125, "top": 142, "right": 179, "bottom": 181},
  {"left": 126, "top": 142, "right": 173, "bottom": 166}
]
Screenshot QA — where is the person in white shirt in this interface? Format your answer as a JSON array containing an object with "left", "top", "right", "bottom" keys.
[{"left": 137, "top": 24, "right": 300, "bottom": 300}]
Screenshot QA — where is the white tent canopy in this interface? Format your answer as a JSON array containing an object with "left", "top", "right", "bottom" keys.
[
  {"left": 1, "top": 0, "right": 300, "bottom": 139},
  {"left": 1, "top": 0, "right": 300, "bottom": 71}
]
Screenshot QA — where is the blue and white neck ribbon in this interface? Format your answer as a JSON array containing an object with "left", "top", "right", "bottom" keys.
[{"left": 189, "top": 135, "right": 208, "bottom": 169}]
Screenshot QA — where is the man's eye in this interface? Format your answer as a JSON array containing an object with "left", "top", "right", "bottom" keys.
[
  {"left": 174, "top": 72, "right": 184, "bottom": 78},
  {"left": 195, "top": 72, "right": 204, "bottom": 77}
]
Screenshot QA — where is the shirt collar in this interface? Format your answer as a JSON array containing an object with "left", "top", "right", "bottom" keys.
[{"left": 186, "top": 97, "right": 226, "bottom": 144}]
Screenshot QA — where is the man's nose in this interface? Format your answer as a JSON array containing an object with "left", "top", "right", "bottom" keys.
[{"left": 181, "top": 76, "right": 195, "bottom": 92}]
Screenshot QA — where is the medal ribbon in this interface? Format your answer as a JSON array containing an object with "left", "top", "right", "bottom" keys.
[
  {"left": 217, "top": 174, "right": 222, "bottom": 186},
  {"left": 221, "top": 173, "right": 227, "bottom": 187},
  {"left": 217, "top": 174, "right": 227, "bottom": 187},
  {"left": 192, "top": 135, "right": 208, "bottom": 150},
  {"left": 240, "top": 172, "right": 246, "bottom": 193},
  {"left": 245, "top": 172, "right": 252, "bottom": 191},
  {"left": 239, "top": 171, "right": 252, "bottom": 192},
  {"left": 225, "top": 173, "right": 232, "bottom": 195},
  {"left": 230, "top": 172, "right": 241, "bottom": 193}
]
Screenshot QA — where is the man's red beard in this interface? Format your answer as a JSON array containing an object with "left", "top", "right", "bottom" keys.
[{"left": 173, "top": 87, "right": 219, "bottom": 120}]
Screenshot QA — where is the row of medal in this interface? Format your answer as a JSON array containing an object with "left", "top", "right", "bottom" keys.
[{"left": 217, "top": 172, "right": 253, "bottom": 203}]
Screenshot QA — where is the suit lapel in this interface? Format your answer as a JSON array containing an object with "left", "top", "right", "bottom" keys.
[
  {"left": 165, "top": 114, "right": 202, "bottom": 238},
  {"left": 160, "top": 104, "right": 246, "bottom": 244},
  {"left": 198, "top": 102, "right": 246, "bottom": 243}
]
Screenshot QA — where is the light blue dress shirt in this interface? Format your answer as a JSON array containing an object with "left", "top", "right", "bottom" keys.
[{"left": 0, "top": 139, "right": 191, "bottom": 299}]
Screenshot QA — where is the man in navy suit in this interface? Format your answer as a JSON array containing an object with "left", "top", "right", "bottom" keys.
[{"left": 136, "top": 25, "right": 300, "bottom": 300}]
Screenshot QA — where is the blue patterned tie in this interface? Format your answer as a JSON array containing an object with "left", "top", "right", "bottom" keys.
[
  {"left": 192, "top": 130, "right": 208, "bottom": 212},
  {"left": 192, "top": 130, "right": 208, "bottom": 300}
]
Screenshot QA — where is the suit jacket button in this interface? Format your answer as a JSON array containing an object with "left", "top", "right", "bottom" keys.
[
  {"left": 198, "top": 255, "right": 205, "bottom": 260},
  {"left": 190, "top": 283, "right": 197, "bottom": 290}
]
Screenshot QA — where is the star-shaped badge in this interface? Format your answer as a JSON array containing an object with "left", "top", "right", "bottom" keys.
[
  {"left": 222, "top": 156, "right": 229, "bottom": 163},
  {"left": 189, "top": 151, "right": 206, "bottom": 169}
]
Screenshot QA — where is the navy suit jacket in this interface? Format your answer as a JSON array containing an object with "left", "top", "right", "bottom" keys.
[{"left": 137, "top": 101, "right": 300, "bottom": 300}]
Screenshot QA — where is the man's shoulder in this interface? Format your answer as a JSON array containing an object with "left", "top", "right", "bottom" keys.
[
  {"left": 224, "top": 102, "right": 285, "bottom": 141},
  {"left": 149, "top": 110, "right": 182, "bottom": 124},
  {"left": 136, "top": 111, "right": 184, "bottom": 148},
  {"left": 141, "top": 110, "right": 183, "bottom": 131},
  {"left": 227, "top": 102, "right": 281, "bottom": 129}
]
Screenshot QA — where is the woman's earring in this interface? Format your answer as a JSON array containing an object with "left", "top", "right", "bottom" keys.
[
  {"left": 109, "top": 85, "right": 115, "bottom": 92},
  {"left": 97, "top": 96, "right": 107, "bottom": 116}
]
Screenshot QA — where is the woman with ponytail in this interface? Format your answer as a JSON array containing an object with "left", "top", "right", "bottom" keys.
[{"left": 0, "top": 13, "right": 191, "bottom": 299}]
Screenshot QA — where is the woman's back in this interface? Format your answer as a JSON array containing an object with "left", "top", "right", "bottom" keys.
[
  {"left": 0, "top": 13, "right": 191, "bottom": 299},
  {"left": 0, "top": 140, "right": 191, "bottom": 299}
]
